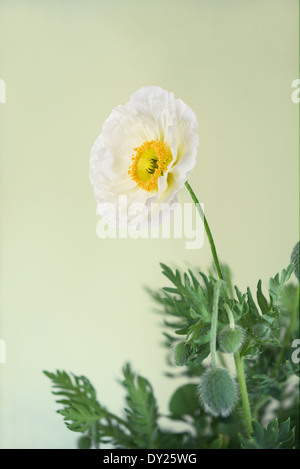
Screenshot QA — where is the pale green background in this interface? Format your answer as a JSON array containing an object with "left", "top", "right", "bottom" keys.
[{"left": 0, "top": 0, "right": 298, "bottom": 448}]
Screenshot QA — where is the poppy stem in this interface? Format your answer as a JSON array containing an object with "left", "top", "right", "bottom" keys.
[
  {"left": 224, "top": 303, "right": 236, "bottom": 329},
  {"left": 185, "top": 180, "right": 253, "bottom": 438},
  {"left": 210, "top": 280, "right": 225, "bottom": 368},
  {"left": 184, "top": 181, "right": 224, "bottom": 280},
  {"left": 234, "top": 352, "right": 253, "bottom": 438}
]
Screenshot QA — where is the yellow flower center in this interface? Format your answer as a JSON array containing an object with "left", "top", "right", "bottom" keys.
[{"left": 128, "top": 140, "right": 172, "bottom": 192}]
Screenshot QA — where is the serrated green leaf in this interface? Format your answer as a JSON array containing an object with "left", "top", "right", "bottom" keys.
[
  {"left": 241, "top": 418, "right": 295, "bottom": 449},
  {"left": 163, "top": 287, "right": 179, "bottom": 294},
  {"left": 190, "top": 308, "right": 200, "bottom": 319},
  {"left": 247, "top": 287, "right": 260, "bottom": 318},
  {"left": 278, "top": 418, "right": 291, "bottom": 440},
  {"left": 186, "top": 343, "right": 210, "bottom": 365},
  {"left": 257, "top": 280, "right": 269, "bottom": 315},
  {"left": 122, "top": 363, "right": 159, "bottom": 448},
  {"left": 252, "top": 420, "right": 265, "bottom": 444},
  {"left": 269, "top": 264, "right": 294, "bottom": 304}
]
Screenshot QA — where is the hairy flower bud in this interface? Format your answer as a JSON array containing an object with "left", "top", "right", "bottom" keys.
[
  {"left": 291, "top": 241, "right": 299, "bottom": 282},
  {"left": 218, "top": 326, "right": 245, "bottom": 354},
  {"left": 253, "top": 323, "right": 271, "bottom": 340},
  {"left": 198, "top": 367, "right": 237, "bottom": 417},
  {"left": 173, "top": 342, "right": 191, "bottom": 366}
]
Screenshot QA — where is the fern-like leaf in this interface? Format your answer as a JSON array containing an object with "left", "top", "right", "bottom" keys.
[
  {"left": 241, "top": 418, "right": 295, "bottom": 449},
  {"left": 122, "top": 363, "right": 159, "bottom": 448}
]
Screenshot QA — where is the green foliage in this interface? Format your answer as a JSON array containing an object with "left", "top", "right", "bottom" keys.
[
  {"left": 43, "top": 370, "right": 104, "bottom": 434},
  {"left": 147, "top": 261, "right": 298, "bottom": 447},
  {"left": 269, "top": 264, "right": 294, "bottom": 305},
  {"left": 121, "top": 364, "right": 158, "bottom": 448},
  {"left": 147, "top": 264, "right": 225, "bottom": 374},
  {"left": 44, "top": 364, "right": 195, "bottom": 449},
  {"left": 240, "top": 418, "right": 295, "bottom": 449},
  {"left": 45, "top": 258, "right": 299, "bottom": 449},
  {"left": 149, "top": 263, "right": 294, "bottom": 365},
  {"left": 44, "top": 366, "right": 156, "bottom": 449},
  {"left": 291, "top": 241, "right": 299, "bottom": 281}
]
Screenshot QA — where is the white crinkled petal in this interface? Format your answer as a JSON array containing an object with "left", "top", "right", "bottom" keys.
[
  {"left": 90, "top": 86, "right": 199, "bottom": 228},
  {"left": 166, "top": 97, "right": 199, "bottom": 193},
  {"left": 148, "top": 96, "right": 199, "bottom": 215}
]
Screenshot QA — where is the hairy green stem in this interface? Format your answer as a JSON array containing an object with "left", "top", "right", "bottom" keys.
[
  {"left": 90, "top": 421, "right": 100, "bottom": 449},
  {"left": 283, "top": 285, "right": 299, "bottom": 345},
  {"left": 186, "top": 180, "right": 253, "bottom": 437},
  {"left": 276, "top": 285, "right": 299, "bottom": 367},
  {"left": 224, "top": 303, "right": 235, "bottom": 329},
  {"left": 234, "top": 352, "right": 253, "bottom": 437},
  {"left": 185, "top": 181, "right": 224, "bottom": 280},
  {"left": 210, "top": 280, "right": 224, "bottom": 368}
]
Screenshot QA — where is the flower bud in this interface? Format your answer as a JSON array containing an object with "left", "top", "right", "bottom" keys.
[
  {"left": 173, "top": 342, "right": 191, "bottom": 366},
  {"left": 218, "top": 326, "right": 245, "bottom": 354},
  {"left": 198, "top": 367, "right": 237, "bottom": 417},
  {"left": 291, "top": 241, "right": 299, "bottom": 282},
  {"left": 253, "top": 323, "right": 271, "bottom": 340}
]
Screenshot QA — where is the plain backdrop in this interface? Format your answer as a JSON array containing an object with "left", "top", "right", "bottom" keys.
[{"left": 0, "top": 0, "right": 298, "bottom": 448}]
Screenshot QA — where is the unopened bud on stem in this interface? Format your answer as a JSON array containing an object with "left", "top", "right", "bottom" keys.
[{"left": 198, "top": 367, "right": 237, "bottom": 417}]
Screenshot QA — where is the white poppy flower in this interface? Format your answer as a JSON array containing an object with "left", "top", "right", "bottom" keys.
[{"left": 89, "top": 86, "right": 199, "bottom": 228}]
